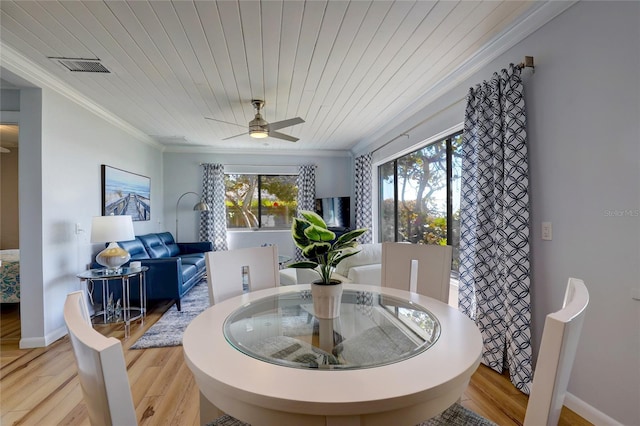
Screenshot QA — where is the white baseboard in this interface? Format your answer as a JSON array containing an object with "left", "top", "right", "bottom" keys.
[
  {"left": 565, "top": 392, "right": 622, "bottom": 426},
  {"left": 19, "top": 336, "right": 46, "bottom": 348},
  {"left": 19, "top": 326, "right": 68, "bottom": 349}
]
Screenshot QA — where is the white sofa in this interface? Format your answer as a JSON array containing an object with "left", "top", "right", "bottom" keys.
[
  {"left": 278, "top": 267, "right": 323, "bottom": 286},
  {"left": 279, "top": 243, "right": 382, "bottom": 286},
  {"left": 333, "top": 243, "right": 382, "bottom": 284}
]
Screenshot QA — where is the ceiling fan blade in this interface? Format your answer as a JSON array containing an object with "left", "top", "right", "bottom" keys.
[
  {"left": 267, "top": 117, "right": 304, "bottom": 131},
  {"left": 268, "top": 131, "right": 299, "bottom": 142},
  {"left": 205, "top": 117, "right": 246, "bottom": 128},
  {"left": 222, "top": 132, "right": 249, "bottom": 141}
]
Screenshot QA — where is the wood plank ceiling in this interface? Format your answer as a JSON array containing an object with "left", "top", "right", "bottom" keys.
[{"left": 0, "top": 1, "right": 539, "bottom": 152}]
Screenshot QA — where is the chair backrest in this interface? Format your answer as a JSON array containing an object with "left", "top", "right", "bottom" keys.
[
  {"left": 524, "top": 278, "right": 589, "bottom": 426},
  {"left": 206, "top": 245, "right": 279, "bottom": 305},
  {"left": 380, "top": 242, "right": 453, "bottom": 303},
  {"left": 63, "top": 291, "right": 137, "bottom": 426}
]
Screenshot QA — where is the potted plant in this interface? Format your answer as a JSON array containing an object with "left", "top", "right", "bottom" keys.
[{"left": 289, "top": 210, "right": 367, "bottom": 318}]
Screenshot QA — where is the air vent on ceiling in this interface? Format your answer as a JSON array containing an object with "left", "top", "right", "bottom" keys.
[{"left": 48, "top": 57, "right": 110, "bottom": 73}]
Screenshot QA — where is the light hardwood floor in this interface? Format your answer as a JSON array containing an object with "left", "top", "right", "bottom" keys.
[{"left": 1, "top": 301, "right": 591, "bottom": 426}]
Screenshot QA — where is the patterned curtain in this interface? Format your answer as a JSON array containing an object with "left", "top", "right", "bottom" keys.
[
  {"left": 199, "top": 163, "right": 228, "bottom": 251},
  {"left": 458, "top": 64, "right": 532, "bottom": 394},
  {"left": 354, "top": 153, "right": 373, "bottom": 243},
  {"left": 295, "top": 164, "right": 316, "bottom": 261}
]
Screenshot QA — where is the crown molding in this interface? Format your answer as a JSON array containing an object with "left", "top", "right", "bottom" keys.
[
  {"left": 162, "top": 144, "right": 352, "bottom": 158},
  {"left": 0, "top": 43, "right": 162, "bottom": 150},
  {"left": 352, "top": 0, "right": 577, "bottom": 154}
]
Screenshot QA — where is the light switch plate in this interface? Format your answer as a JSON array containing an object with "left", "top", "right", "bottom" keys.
[{"left": 542, "top": 222, "right": 552, "bottom": 240}]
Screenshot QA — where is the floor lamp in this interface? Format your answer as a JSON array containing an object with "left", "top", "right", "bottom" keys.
[{"left": 175, "top": 192, "right": 211, "bottom": 242}]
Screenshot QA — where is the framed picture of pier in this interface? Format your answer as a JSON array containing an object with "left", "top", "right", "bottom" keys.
[{"left": 101, "top": 165, "right": 151, "bottom": 221}]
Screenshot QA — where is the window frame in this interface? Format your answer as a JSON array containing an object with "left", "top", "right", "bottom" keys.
[
  {"left": 376, "top": 129, "right": 463, "bottom": 250},
  {"left": 224, "top": 172, "right": 298, "bottom": 230}
]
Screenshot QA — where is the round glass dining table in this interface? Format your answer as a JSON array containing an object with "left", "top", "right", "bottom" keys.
[
  {"left": 183, "top": 284, "right": 482, "bottom": 426},
  {"left": 224, "top": 286, "right": 441, "bottom": 371}
]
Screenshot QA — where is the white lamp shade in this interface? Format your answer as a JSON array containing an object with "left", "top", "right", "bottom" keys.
[{"left": 90, "top": 215, "right": 135, "bottom": 243}]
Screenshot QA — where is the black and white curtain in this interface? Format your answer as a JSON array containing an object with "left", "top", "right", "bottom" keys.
[
  {"left": 354, "top": 153, "right": 373, "bottom": 243},
  {"left": 458, "top": 64, "right": 533, "bottom": 393},
  {"left": 200, "top": 163, "right": 228, "bottom": 251},
  {"left": 295, "top": 164, "right": 316, "bottom": 261}
]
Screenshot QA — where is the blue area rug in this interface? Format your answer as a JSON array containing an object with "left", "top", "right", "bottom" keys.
[{"left": 130, "top": 280, "right": 209, "bottom": 349}]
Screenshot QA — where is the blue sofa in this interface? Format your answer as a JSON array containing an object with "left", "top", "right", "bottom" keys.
[{"left": 93, "top": 232, "right": 212, "bottom": 310}]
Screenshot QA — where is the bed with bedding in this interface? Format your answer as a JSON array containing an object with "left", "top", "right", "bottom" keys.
[{"left": 1, "top": 249, "right": 20, "bottom": 303}]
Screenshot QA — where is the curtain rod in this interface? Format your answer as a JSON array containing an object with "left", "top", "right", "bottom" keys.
[
  {"left": 371, "top": 133, "right": 411, "bottom": 155},
  {"left": 372, "top": 55, "right": 535, "bottom": 156},
  {"left": 516, "top": 56, "right": 535, "bottom": 71}
]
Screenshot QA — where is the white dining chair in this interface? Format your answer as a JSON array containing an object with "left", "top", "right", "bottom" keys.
[
  {"left": 421, "top": 277, "right": 589, "bottom": 426},
  {"left": 381, "top": 242, "right": 453, "bottom": 303},
  {"left": 65, "top": 291, "right": 249, "bottom": 426},
  {"left": 64, "top": 291, "right": 138, "bottom": 426},
  {"left": 205, "top": 245, "right": 279, "bottom": 306}
]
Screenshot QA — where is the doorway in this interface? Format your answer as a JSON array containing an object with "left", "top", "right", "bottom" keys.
[{"left": 1, "top": 123, "right": 20, "bottom": 338}]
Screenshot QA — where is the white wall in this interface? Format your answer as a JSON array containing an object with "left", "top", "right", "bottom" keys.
[
  {"left": 163, "top": 151, "right": 352, "bottom": 258},
  {"left": 18, "top": 88, "right": 45, "bottom": 346},
  {"left": 16, "top": 86, "right": 164, "bottom": 347},
  {"left": 356, "top": 2, "right": 640, "bottom": 424},
  {"left": 522, "top": 5, "right": 638, "bottom": 424}
]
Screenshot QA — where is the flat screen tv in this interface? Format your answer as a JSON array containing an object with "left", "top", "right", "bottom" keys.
[{"left": 314, "top": 197, "right": 350, "bottom": 228}]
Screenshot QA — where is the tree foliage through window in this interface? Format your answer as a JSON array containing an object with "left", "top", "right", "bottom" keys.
[
  {"left": 379, "top": 132, "right": 463, "bottom": 270},
  {"left": 225, "top": 174, "right": 298, "bottom": 229}
]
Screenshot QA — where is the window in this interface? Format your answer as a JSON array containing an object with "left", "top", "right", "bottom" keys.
[
  {"left": 225, "top": 174, "right": 298, "bottom": 229},
  {"left": 378, "top": 131, "right": 463, "bottom": 271}
]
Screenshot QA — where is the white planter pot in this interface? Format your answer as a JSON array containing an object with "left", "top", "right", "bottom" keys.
[{"left": 311, "top": 281, "right": 343, "bottom": 319}]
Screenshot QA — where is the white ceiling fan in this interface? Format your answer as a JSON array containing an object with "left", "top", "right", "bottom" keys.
[{"left": 206, "top": 100, "right": 304, "bottom": 142}]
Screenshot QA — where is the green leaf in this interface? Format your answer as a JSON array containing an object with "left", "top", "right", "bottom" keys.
[
  {"left": 302, "top": 242, "right": 331, "bottom": 259},
  {"left": 288, "top": 261, "right": 318, "bottom": 269},
  {"left": 331, "top": 250, "right": 361, "bottom": 267},
  {"left": 333, "top": 228, "right": 368, "bottom": 249},
  {"left": 303, "top": 224, "right": 335, "bottom": 242},
  {"left": 291, "top": 218, "right": 311, "bottom": 249},
  {"left": 300, "top": 210, "right": 328, "bottom": 229}
]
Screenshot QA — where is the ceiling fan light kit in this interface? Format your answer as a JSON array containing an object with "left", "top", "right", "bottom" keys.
[
  {"left": 249, "top": 101, "right": 269, "bottom": 138},
  {"left": 249, "top": 130, "right": 268, "bottom": 139}
]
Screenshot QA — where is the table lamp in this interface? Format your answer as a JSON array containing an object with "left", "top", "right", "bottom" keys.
[{"left": 91, "top": 215, "right": 135, "bottom": 273}]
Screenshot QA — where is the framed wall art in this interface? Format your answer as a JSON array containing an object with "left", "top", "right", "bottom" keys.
[{"left": 101, "top": 165, "right": 151, "bottom": 221}]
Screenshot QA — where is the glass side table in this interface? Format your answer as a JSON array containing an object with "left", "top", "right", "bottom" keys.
[{"left": 77, "top": 266, "right": 148, "bottom": 338}]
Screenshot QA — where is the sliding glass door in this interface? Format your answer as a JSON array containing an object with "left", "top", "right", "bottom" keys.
[{"left": 378, "top": 132, "right": 463, "bottom": 271}]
